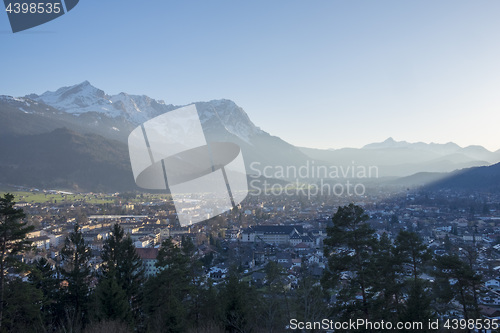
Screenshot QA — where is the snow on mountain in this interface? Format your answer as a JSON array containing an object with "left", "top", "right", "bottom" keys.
[
  {"left": 32, "top": 81, "right": 120, "bottom": 117},
  {"left": 30, "top": 81, "right": 176, "bottom": 124},
  {"left": 195, "top": 99, "right": 263, "bottom": 143},
  {"left": 0, "top": 95, "right": 39, "bottom": 107},
  {"left": 108, "top": 92, "right": 174, "bottom": 124},
  {"left": 28, "top": 81, "right": 264, "bottom": 144}
]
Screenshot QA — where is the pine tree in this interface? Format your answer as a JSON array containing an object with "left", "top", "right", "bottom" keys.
[
  {"left": 221, "top": 268, "right": 259, "bottom": 333},
  {"left": 295, "top": 274, "right": 329, "bottom": 331},
  {"left": 101, "top": 224, "right": 144, "bottom": 322},
  {"left": 143, "top": 238, "right": 193, "bottom": 332},
  {"left": 189, "top": 282, "right": 224, "bottom": 332},
  {"left": 460, "top": 245, "right": 482, "bottom": 320},
  {"left": 400, "top": 279, "right": 434, "bottom": 333},
  {"left": 394, "top": 231, "right": 434, "bottom": 326},
  {"left": 394, "top": 231, "right": 432, "bottom": 286},
  {"left": 1, "top": 279, "right": 43, "bottom": 332},
  {"left": 29, "top": 257, "right": 60, "bottom": 329},
  {"left": 370, "top": 233, "right": 403, "bottom": 322},
  {"left": 59, "top": 223, "right": 92, "bottom": 329},
  {"left": 322, "top": 203, "right": 377, "bottom": 321},
  {"left": 434, "top": 254, "right": 481, "bottom": 323},
  {"left": 259, "top": 261, "right": 290, "bottom": 332},
  {"left": 93, "top": 273, "right": 131, "bottom": 324},
  {"left": 0, "top": 193, "right": 33, "bottom": 329}
]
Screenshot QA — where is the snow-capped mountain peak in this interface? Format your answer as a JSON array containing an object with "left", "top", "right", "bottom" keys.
[
  {"left": 108, "top": 92, "right": 175, "bottom": 124},
  {"left": 32, "top": 81, "right": 117, "bottom": 117},
  {"left": 24, "top": 81, "right": 264, "bottom": 144},
  {"left": 28, "top": 81, "right": 176, "bottom": 123},
  {"left": 195, "top": 99, "right": 263, "bottom": 143}
]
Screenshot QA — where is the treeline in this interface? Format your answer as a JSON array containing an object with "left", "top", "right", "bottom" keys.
[{"left": 0, "top": 194, "right": 492, "bottom": 332}]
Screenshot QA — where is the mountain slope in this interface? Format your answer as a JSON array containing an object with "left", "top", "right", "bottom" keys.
[
  {"left": 0, "top": 128, "right": 135, "bottom": 191},
  {"left": 425, "top": 162, "right": 500, "bottom": 192}
]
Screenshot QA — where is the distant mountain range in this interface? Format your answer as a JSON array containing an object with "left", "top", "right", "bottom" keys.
[
  {"left": 300, "top": 137, "right": 500, "bottom": 178},
  {"left": 1, "top": 81, "right": 499, "bottom": 191}
]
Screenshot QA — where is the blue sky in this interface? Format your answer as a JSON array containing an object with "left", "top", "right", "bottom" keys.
[{"left": 1, "top": 1, "right": 500, "bottom": 151}]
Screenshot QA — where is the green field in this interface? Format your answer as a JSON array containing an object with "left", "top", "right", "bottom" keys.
[
  {"left": 0, "top": 190, "right": 173, "bottom": 205},
  {"left": 0, "top": 191, "right": 115, "bottom": 204}
]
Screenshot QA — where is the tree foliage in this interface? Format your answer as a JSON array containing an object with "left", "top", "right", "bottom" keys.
[
  {"left": 322, "top": 203, "right": 377, "bottom": 321},
  {"left": 59, "top": 223, "right": 93, "bottom": 328},
  {"left": 100, "top": 223, "right": 144, "bottom": 324},
  {"left": 0, "top": 193, "right": 33, "bottom": 330}
]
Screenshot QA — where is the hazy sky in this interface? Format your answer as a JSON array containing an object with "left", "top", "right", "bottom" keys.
[{"left": 1, "top": 1, "right": 500, "bottom": 151}]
